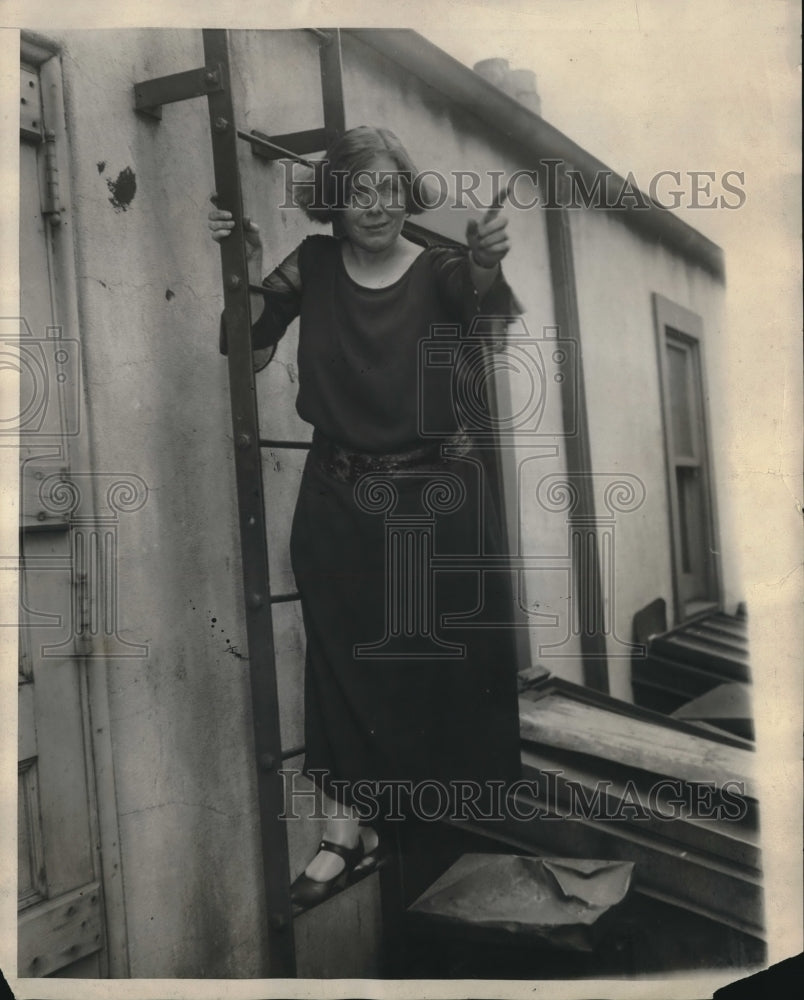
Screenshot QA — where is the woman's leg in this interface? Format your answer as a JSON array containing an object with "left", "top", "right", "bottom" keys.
[
  {"left": 303, "top": 795, "right": 361, "bottom": 881},
  {"left": 302, "top": 795, "right": 380, "bottom": 880}
]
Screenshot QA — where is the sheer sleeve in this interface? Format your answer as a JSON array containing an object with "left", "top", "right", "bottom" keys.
[
  {"left": 429, "top": 246, "right": 524, "bottom": 326},
  {"left": 219, "top": 243, "right": 303, "bottom": 372}
]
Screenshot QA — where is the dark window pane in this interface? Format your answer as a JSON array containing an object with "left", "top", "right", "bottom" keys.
[
  {"left": 676, "top": 465, "right": 706, "bottom": 593},
  {"left": 667, "top": 341, "right": 694, "bottom": 457}
]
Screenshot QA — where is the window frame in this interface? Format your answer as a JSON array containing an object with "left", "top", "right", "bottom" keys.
[{"left": 653, "top": 292, "right": 721, "bottom": 623}]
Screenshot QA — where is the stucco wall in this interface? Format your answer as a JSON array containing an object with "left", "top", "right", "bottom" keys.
[
  {"left": 54, "top": 27, "right": 269, "bottom": 976},
  {"left": 570, "top": 206, "right": 734, "bottom": 698}
]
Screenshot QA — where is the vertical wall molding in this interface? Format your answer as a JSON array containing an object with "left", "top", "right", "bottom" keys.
[{"left": 544, "top": 194, "right": 609, "bottom": 692}]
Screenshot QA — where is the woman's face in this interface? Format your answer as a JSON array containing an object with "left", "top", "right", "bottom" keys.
[{"left": 339, "top": 153, "right": 408, "bottom": 254}]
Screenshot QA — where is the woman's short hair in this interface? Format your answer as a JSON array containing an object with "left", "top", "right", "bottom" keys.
[{"left": 295, "top": 125, "right": 428, "bottom": 222}]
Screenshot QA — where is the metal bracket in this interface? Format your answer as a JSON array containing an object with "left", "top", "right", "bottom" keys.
[
  {"left": 133, "top": 64, "right": 223, "bottom": 119},
  {"left": 20, "top": 66, "right": 43, "bottom": 143},
  {"left": 20, "top": 460, "right": 71, "bottom": 531}
]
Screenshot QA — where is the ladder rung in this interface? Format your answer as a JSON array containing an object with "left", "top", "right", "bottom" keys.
[
  {"left": 236, "top": 129, "right": 320, "bottom": 167},
  {"left": 281, "top": 744, "right": 306, "bottom": 761},
  {"left": 270, "top": 592, "right": 301, "bottom": 604},
  {"left": 260, "top": 439, "right": 312, "bottom": 450}
]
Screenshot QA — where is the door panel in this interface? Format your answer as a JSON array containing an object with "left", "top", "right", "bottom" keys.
[{"left": 18, "top": 57, "right": 109, "bottom": 977}]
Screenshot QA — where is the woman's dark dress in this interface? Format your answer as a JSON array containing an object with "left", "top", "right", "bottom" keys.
[{"left": 232, "top": 234, "right": 522, "bottom": 817}]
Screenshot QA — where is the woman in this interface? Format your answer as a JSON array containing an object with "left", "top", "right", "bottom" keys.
[{"left": 209, "top": 126, "right": 522, "bottom": 909}]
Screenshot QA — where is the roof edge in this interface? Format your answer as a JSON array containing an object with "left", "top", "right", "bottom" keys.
[{"left": 345, "top": 28, "right": 725, "bottom": 283}]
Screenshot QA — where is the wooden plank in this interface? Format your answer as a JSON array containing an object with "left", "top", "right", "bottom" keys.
[
  {"left": 522, "top": 677, "right": 751, "bottom": 748},
  {"left": 519, "top": 693, "right": 756, "bottom": 798},
  {"left": 519, "top": 747, "right": 760, "bottom": 870},
  {"left": 18, "top": 881, "right": 103, "bottom": 977},
  {"left": 683, "top": 624, "right": 748, "bottom": 653},
  {"left": 632, "top": 654, "right": 723, "bottom": 699},
  {"left": 653, "top": 634, "right": 750, "bottom": 672}
]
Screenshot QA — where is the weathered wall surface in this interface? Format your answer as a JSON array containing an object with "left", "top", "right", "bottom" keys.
[
  {"left": 53, "top": 27, "right": 269, "bottom": 977},
  {"left": 40, "top": 24, "right": 733, "bottom": 976},
  {"left": 570, "top": 206, "right": 733, "bottom": 698}
]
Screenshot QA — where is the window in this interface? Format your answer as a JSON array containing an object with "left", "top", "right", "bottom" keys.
[{"left": 653, "top": 294, "right": 720, "bottom": 621}]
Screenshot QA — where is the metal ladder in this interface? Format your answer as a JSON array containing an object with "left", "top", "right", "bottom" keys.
[{"left": 134, "top": 27, "right": 346, "bottom": 977}]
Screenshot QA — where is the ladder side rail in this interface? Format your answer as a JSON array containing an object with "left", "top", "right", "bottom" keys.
[{"left": 201, "top": 28, "right": 296, "bottom": 976}]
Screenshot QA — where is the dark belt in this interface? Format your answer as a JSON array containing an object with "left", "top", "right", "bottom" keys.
[{"left": 311, "top": 430, "right": 473, "bottom": 483}]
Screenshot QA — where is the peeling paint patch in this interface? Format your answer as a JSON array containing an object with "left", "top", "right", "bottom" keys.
[
  {"left": 97, "top": 160, "right": 106, "bottom": 174},
  {"left": 106, "top": 167, "right": 137, "bottom": 212}
]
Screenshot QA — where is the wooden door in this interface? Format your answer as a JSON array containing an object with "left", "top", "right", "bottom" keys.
[{"left": 16, "top": 55, "right": 111, "bottom": 979}]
